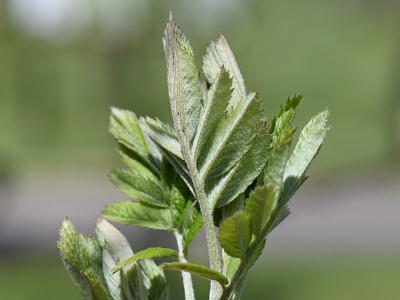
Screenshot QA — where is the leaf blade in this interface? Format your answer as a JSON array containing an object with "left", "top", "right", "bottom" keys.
[
  {"left": 161, "top": 262, "right": 229, "bottom": 286},
  {"left": 112, "top": 247, "right": 179, "bottom": 274}
]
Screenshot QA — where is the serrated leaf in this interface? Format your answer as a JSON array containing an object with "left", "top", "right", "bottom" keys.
[
  {"left": 109, "top": 168, "right": 168, "bottom": 208},
  {"left": 203, "top": 32, "right": 246, "bottom": 108},
  {"left": 161, "top": 262, "right": 229, "bottom": 286},
  {"left": 199, "top": 91, "right": 265, "bottom": 181},
  {"left": 81, "top": 268, "right": 112, "bottom": 300},
  {"left": 109, "top": 107, "right": 159, "bottom": 175},
  {"left": 139, "top": 116, "right": 183, "bottom": 160},
  {"left": 269, "top": 94, "right": 303, "bottom": 135},
  {"left": 283, "top": 110, "right": 330, "bottom": 201},
  {"left": 58, "top": 219, "right": 105, "bottom": 300},
  {"left": 101, "top": 201, "right": 174, "bottom": 231},
  {"left": 208, "top": 124, "right": 272, "bottom": 208},
  {"left": 163, "top": 13, "right": 201, "bottom": 147},
  {"left": 218, "top": 211, "right": 252, "bottom": 259},
  {"left": 191, "top": 67, "right": 232, "bottom": 161},
  {"left": 112, "top": 247, "right": 179, "bottom": 274},
  {"left": 245, "top": 185, "right": 276, "bottom": 238}
]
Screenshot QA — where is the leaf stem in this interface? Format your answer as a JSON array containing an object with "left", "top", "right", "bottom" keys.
[
  {"left": 174, "top": 231, "right": 196, "bottom": 300},
  {"left": 181, "top": 147, "right": 222, "bottom": 299}
]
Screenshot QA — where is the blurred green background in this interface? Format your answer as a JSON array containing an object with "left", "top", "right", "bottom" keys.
[{"left": 1, "top": 0, "right": 400, "bottom": 299}]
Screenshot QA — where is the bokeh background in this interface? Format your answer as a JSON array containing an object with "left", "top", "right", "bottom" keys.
[{"left": 1, "top": 0, "right": 400, "bottom": 299}]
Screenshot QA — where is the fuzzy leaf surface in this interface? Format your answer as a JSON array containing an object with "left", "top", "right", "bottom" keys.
[
  {"left": 109, "top": 167, "right": 168, "bottom": 208},
  {"left": 207, "top": 124, "right": 272, "bottom": 208},
  {"left": 283, "top": 110, "right": 330, "bottom": 201},
  {"left": 58, "top": 219, "right": 105, "bottom": 300},
  {"left": 163, "top": 13, "right": 201, "bottom": 147},
  {"left": 139, "top": 117, "right": 183, "bottom": 159},
  {"left": 101, "top": 201, "right": 174, "bottom": 231},
  {"left": 109, "top": 107, "right": 159, "bottom": 174},
  {"left": 203, "top": 33, "right": 246, "bottom": 108}
]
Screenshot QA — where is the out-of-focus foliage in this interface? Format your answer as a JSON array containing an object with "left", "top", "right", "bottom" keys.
[{"left": 1, "top": 0, "right": 399, "bottom": 173}]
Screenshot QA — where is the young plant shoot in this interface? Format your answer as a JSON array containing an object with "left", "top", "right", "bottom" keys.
[{"left": 58, "top": 13, "right": 329, "bottom": 300}]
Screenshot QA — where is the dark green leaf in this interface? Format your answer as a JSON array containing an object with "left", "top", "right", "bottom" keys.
[
  {"left": 161, "top": 262, "right": 229, "bottom": 286},
  {"left": 218, "top": 211, "right": 252, "bottom": 259}
]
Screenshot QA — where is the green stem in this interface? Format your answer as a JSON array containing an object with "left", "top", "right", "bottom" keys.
[
  {"left": 190, "top": 168, "right": 223, "bottom": 299},
  {"left": 180, "top": 142, "right": 222, "bottom": 299},
  {"left": 174, "top": 231, "right": 196, "bottom": 300}
]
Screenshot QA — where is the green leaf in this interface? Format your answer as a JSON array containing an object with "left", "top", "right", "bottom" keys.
[
  {"left": 199, "top": 91, "right": 265, "bottom": 181},
  {"left": 208, "top": 124, "right": 272, "bottom": 208},
  {"left": 203, "top": 33, "right": 246, "bottom": 108},
  {"left": 283, "top": 110, "right": 330, "bottom": 201},
  {"left": 96, "top": 218, "right": 168, "bottom": 300},
  {"left": 269, "top": 94, "right": 303, "bottom": 135},
  {"left": 245, "top": 185, "right": 276, "bottom": 238},
  {"left": 109, "top": 167, "right": 168, "bottom": 208},
  {"left": 58, "top": 218, "right": 105, "bottom": 300},
  {"left": 81, "top": 268, "right": 112, "bottom": 300},
  {"left": 182, "top": 203, "right": 203, "bottom": 251},
  {"left": 163, "top": 13, "right": 202, "bottom": 147},
  {"left": 161, "top": 262, "right": 229, "bottom": 286},
  {"left": 112, "top": 247, "right": 179, "bottom": 274},
  {"left": 101, "top": 201, "right": 174, "bottom": 231},
  {"left": 139, "top": 116, "right": 183, "bottom": 160},
  {"left": 191, "top": 67, "right": 232, "bottom": 161},
  {"left": 225, "top": 256, "right": 240, "bottom": 280},
  {"left": 109, "top": 107, "right": 160, "bottom": 174},
  {"left": 218, "top": 211, "right": 252, "bottom": 259}
]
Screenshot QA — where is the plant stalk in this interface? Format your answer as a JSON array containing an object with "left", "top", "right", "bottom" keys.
[{"left": 174, "top": 231, "right": 196, "bottom": 300}]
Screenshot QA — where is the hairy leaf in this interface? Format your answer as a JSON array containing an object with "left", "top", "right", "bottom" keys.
[
  {"left": 81, "top": 268, "right": 112, "bottom": 300},
  {"left": 58, "top": 219, "right": 105, "bottom": 300},
  {"left": 163, "top": 13, "right": 202, "bottom": 148},
  {"left": 283, "top": 110, "right": 330, "bottom": 201},
  {"left": 218, "top": 211, "right": 252, "bottom": 259},
  {"left": 101, "top": 201, "right": 174, "bottom": 231},
  {"left": 109, "top": 107, "right": 160, "bottom": 174},
  {"left": 191, "top": 67, "right": 232, "bottom": 161},
  {"left": 203, "top": 33, "right": 246, "bottom": 108},
  {"left": 139, "top": 117, "right": 183, "bottom": 160},
  {"left": 208, "top": 124, "right": 272, "bottom": 208},
  {"left": 109, "top": 167, "right": 168, "bottom": 208},
  {"left": 161, "top": 262, "right": 229, "bottom": 286}
]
